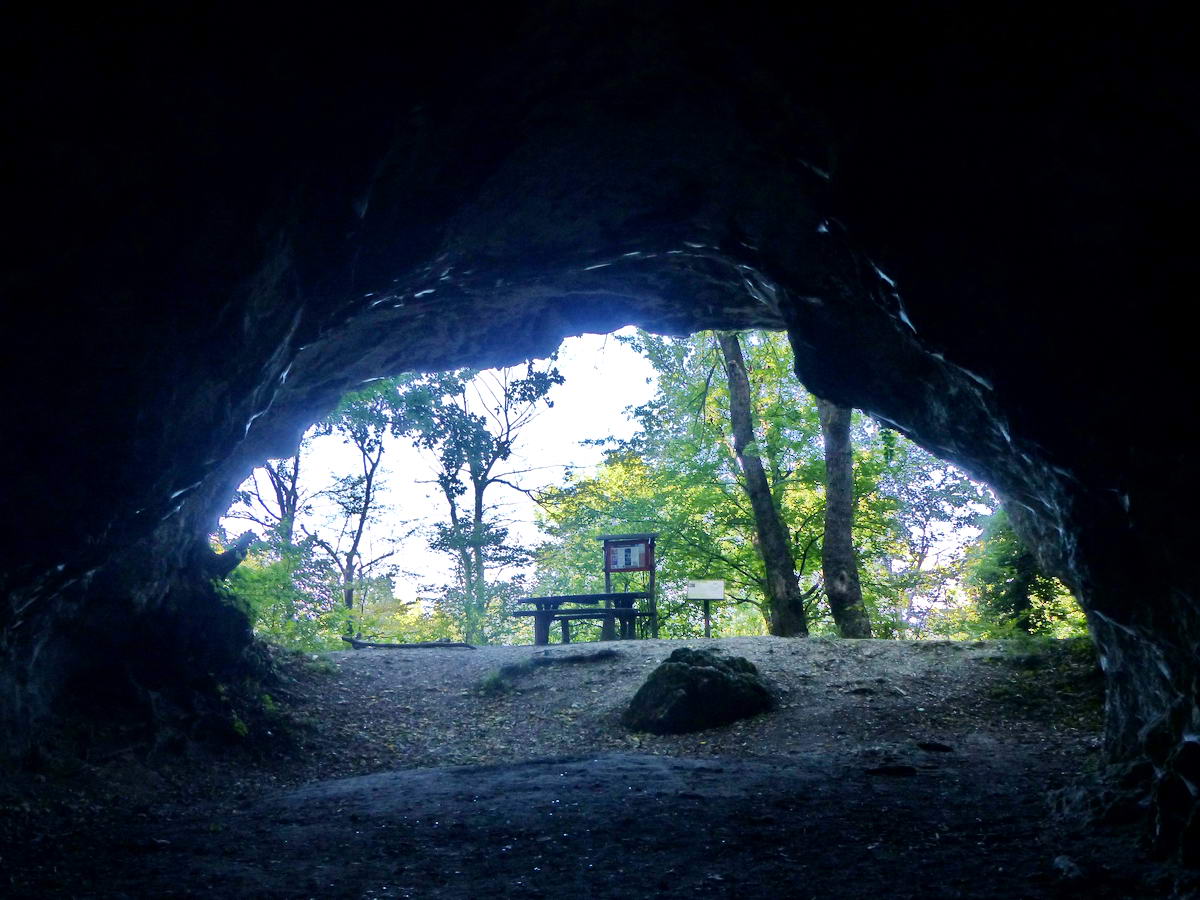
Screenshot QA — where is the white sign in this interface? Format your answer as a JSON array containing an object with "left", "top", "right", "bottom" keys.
[{"left": 686, "top": 579, "right": 725, "bottom": 600}]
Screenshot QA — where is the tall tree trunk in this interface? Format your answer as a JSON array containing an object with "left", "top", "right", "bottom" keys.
[
  {"left": 265, "top": 455, "right": 302, "bottom": 546},
  {"left": 717, "top": 332, "right": 809, "bottom": 636},
  {"left": 816, "top": 398, "right": 873, "bottom": 638},
  {"left": 468, "top": 472, "right": 489, "bottom": 644},
  {"left": 442, "top": 486, "right": 481, "bottom": 644},
  {"left": 341, "top": 551, "right": 358, "bottom": 634}
]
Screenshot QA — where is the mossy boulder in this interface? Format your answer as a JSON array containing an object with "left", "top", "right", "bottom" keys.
[{"left": 622, "top": 648, "right": 775, "bottom": 734}]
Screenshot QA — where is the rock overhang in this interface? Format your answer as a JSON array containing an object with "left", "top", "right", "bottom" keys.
[{"left": 1, "top": 0, "right": 1197, "bottom": 859}]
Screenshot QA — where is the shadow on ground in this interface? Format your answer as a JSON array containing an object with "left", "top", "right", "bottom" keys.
[{"left": 3, "top": 637, "right": 1194, "bottom": 898}]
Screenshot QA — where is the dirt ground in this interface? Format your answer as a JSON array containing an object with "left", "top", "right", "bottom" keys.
[{"left": 2, "top": 636, "right": 1197, "bottom": 898}]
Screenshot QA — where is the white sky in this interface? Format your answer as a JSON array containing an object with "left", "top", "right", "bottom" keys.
[{"left": 224, "top": 327, "right": 658, "bottom": 602}]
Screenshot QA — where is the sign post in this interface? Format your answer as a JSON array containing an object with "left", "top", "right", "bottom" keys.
[{"left": 686, "top": 579, "right": 725, "bottom": 638}]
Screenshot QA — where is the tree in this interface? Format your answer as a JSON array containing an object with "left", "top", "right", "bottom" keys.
[
  {"left": 866, "top": 434, "right": 993, "bottom": 636},
  {"left": 403, "top": 362, "right": 565, "bottom": 643},
  {"left": 536, "top": 330, "right": 836, "bottom": 637},
  {"left": 221, "top": 535, "right": 345, "bottom": 650},
  {"left": 816, "top": 398, "right": 872, "bottom": 637},
  {"left": 534, "top": 451, "right": 768, "bottom": 640},
  {"left": 618, "top": 329, "right": 824, "bottom": 632},
  {"left": 965, "top": 508, "right": 1085, "bottom": 635},
  {"left": 222, "top": 363, "right": 566, "bottom": 648},
  {"left": 717, "top": 332, "right": 810, "bottom": 636},
  {"left": 223, "top": 329, "right": 1003, "bottom": 648},
  {"left": 227, "top": 452, "right": 309, "bottom": 546},
  {"left": 303, "top": 379, "right": 412, "bottom": 633},
  {"left": 536, "top": 329, "right": 996, "bottom": 641},
  {"left": 225, "top": 379, "right": 413, "bottom": 640}
]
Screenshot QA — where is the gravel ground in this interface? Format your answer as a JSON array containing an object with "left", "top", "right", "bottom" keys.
[{"left": 7, "top": 636, "right": 1197, "bottom": 898}]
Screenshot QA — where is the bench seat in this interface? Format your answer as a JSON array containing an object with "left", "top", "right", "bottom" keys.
[
  {"left": 512, "top": 605, "right": 652, "bottom": 643},
  {"left": 511, "top": 609, "right": 652, "bottom": 618},
  {"left": 513, "top": 591, "right": 650, "bottom": 609}
]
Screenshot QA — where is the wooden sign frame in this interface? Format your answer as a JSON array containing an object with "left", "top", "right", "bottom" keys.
[{"left": 596, "top": 533, "right": 658, "bottom": 638}]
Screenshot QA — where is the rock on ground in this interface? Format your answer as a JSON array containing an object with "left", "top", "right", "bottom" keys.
[{"left": 622, "top": 647, "right": 775, "bottom": 734}]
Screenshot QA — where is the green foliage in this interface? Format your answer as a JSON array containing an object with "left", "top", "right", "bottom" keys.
[
  {"left": 857, "top": 436, "right": 994, "bottom": 637},
  {"left": 398, "top": 361, "right": 564, "bottom": 643},
  {"left": 315, "top": 376, "right": 416, "bottom": 454},
  {"left": 540, "top": 331, "right": 829, "bottom": 635},
  {"left": 960, "top": 509, "right": 1087, "bottom": 637},
  {"left": 420, "top": 578, "right": 535, "bottom": 646},
  {"left": 220, "top": 534, "right": 470, "bottom": 649},
  {"left": 535, "top": 329, "right": 995, "bottom": 640},
  {"left": 308, "top": 378, "right": 416, "bottom": 633},
  {"left": 224, "top": 377, "right": 417, "bottom": 641},
  {"left": 222, "top": 360, "right": 564, "bottom": 650},
  {"left": 221, "top": 328, "right": 1081, "bottom": 649},
  {"left": 478, "top": 669, "right": 511, "bottom": 696},
  {"left": 221, "top": 537, "right": 350, "bottom": 651}
]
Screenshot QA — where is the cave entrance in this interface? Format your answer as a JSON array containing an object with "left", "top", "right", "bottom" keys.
[
  {"left": 217, "top": 326, "right": 1077, "bottom": 653},
  {"left": 5, "top": 6, "right": 1197, "bottom": 883}
]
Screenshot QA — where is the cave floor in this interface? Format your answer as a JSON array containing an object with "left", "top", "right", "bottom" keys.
[{"left": 3, "top": 636, "right": 1194, "bottom": 898}]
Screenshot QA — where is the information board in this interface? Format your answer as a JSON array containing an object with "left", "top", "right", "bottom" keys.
[{"left": 686, "top": 579, "right": 725, "bottom": 600}]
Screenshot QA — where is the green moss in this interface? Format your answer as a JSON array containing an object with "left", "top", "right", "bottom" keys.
[
  {"left": 303, "top": 655, "right": 338, "bottom": 677},
  {"left": 478, "top": 670, "right": 511, "bottom": 696}
]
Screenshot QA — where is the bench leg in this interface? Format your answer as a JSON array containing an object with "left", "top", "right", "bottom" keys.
[
  {"left": 534, "top": 613, "right": 550, "bottom": 645},
  {"left": 600, "top": 611, "right": 615, "bottom": 641},
  {"left": 561, "top": 618, "right": 571, "bottom": 644},
  {"left": 619, "top": 614, "right": 638, "bottom": 643}
]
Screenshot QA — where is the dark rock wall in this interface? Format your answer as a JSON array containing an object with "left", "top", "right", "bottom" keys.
[{"left": 2, "top": 2, "right": 1196, "bottom": 855}]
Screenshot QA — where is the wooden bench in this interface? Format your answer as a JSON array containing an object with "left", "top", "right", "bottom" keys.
[{"left": 513, "top": 592, "right": 652, "bottom": 644}]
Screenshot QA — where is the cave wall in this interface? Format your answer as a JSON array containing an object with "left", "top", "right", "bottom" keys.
[{"left": 2, "top": 2, "right": 1196, "bottom": 857}]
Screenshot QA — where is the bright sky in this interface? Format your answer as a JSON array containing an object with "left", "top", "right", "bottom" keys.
[{"left": 224, "top": 327, "right": 658, "bottom": 602}]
